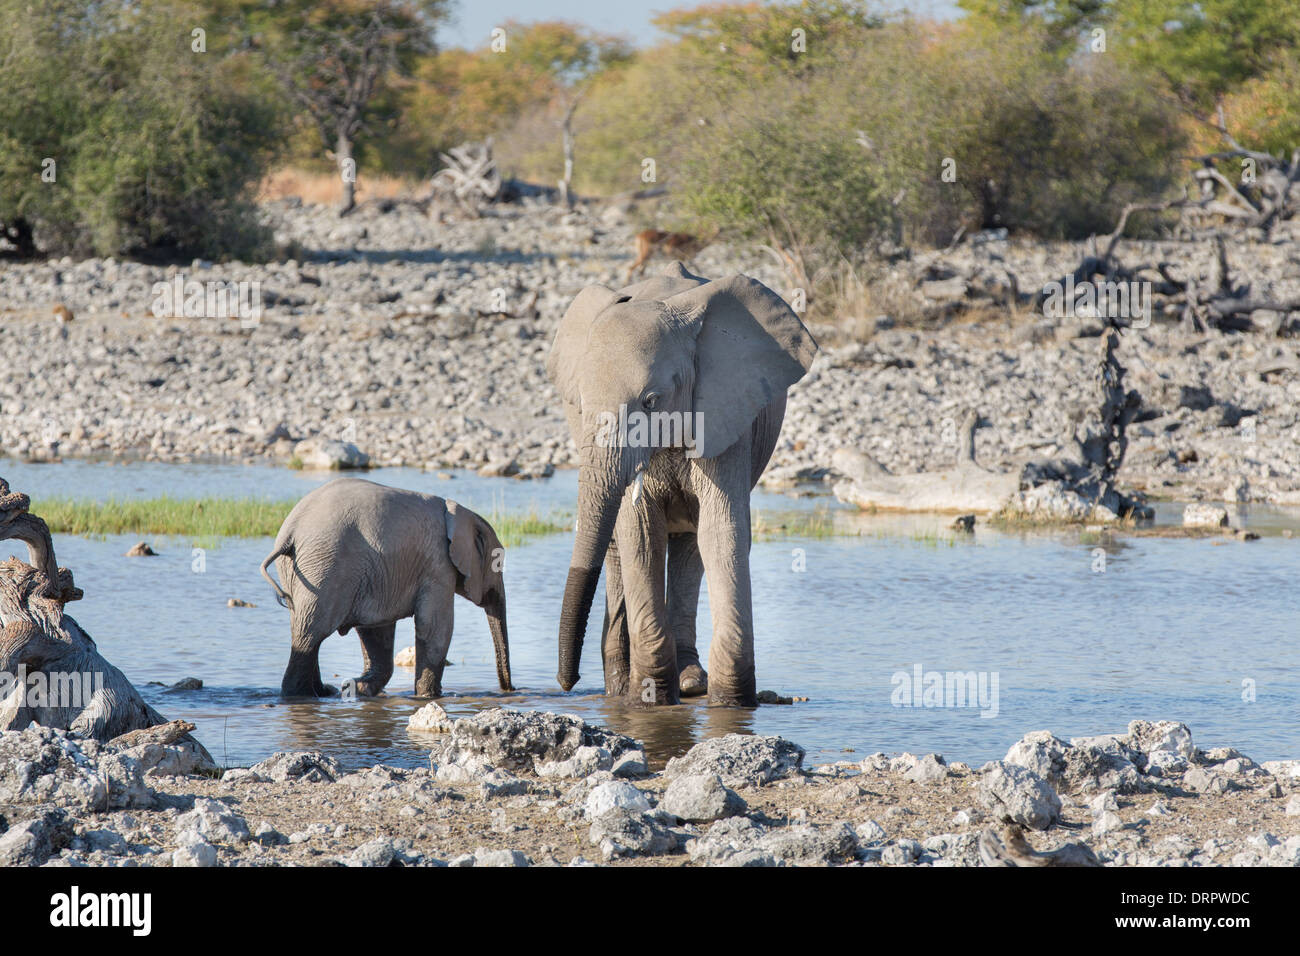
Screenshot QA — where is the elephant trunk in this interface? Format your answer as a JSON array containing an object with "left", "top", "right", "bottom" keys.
[
  {"left": 486, "top": 591, "right": 513, "bottom": 692},
  {"left": 557, "top": 449, "right": 626, "bottom": 692}
]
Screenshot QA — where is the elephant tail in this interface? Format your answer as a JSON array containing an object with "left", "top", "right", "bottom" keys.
[{"left": 260, "top": 541, "right": 294, "bottom": 610}]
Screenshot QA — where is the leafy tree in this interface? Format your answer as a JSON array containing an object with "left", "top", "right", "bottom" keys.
[
  {"left": 399, "top": 21, "right": 629, "bottom": 198},
  {"left": 654, "top": 0, "right": 882, "bottom": 79},
  {"left": 1215, "top": 60, "right": 1300, "bottom": 156},
  {"left": 248, "top": 0, "right": 450, "bottom": 214},
  {"left": 1108, "top": 0, "right": 1300, "bottom": 117},
  {"left": 957, "top": 0, "right": 1110, "bottom": 53}
]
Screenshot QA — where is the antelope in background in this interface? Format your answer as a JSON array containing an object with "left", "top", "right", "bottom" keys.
[{"left": 627, "top": 228, "right": 719, "bottom": 279}]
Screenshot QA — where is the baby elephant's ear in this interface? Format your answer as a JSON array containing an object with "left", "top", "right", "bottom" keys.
[
  {"left": 664, "top": 274, "right": 817, "bottom": 459},
  {"left": 547, "top": 284, "right": 620, "bottom": 409},
  {"left": 446, "top": 501, "right": 492, "bottom": 606}
]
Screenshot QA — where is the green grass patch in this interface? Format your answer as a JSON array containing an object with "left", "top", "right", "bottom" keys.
[
  {"left": 753, "top": 507, "right": 966, "bottom": 546},
  {"left": 36, "top": 497, "right": 297, "bottom": 538},
  {"left": 34, "top": 495, "right": 570, "bottom": 546},
  {"left": 486, "top": 508, "right": 570, "bottom": 547},
  {"left": 752, "top": 507, "right": 844, "bottom": 540}
]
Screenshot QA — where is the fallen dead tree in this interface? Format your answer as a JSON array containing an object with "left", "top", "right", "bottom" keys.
[
  {"left": 1033, "top": 202, "right": 1300, "bottom": 334},
  {"left": 832, "top": 410, "right": 1019, "bottom": 513},
  {"left": 911, "top": 135, "right": 1300, "bottom": 333},
  {"left": 912, "top": 207, "right": 1300, "bottom": 335},
  {"left": 428, "top": 140, "right": 561, "bottom": 218},
  {"left": 833, "top": 329, "right": 1152, "bottom": 523},
  {"left": 0, "top": 477, "right": 213, "bottom": 762},
  {"left": 1004, "top": 327, "right": 1152, "bottom": 522},
  {"left": 430, "top": 140, "right": 502, "bottom": 209},
  {"left": 1184, "top": 119, "right": 1300, "bottom": 237}
]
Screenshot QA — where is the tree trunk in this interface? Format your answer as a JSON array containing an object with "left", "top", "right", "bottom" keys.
[
  {"left": 337, "top": 131, "right": 357, "bottom": 217},
  {"left": 559, "top": 106, "right": 577, "bottom": 210}
]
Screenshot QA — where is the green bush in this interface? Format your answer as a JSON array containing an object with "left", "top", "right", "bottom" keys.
[
  {"left": 0, "top": 0, "right": 279, "bottom": 260},
  {"left": 676, "top": 76, "right": 895, "bottom": 264},
  {"left": 571, "top": 11, "right": 1186, "bottom": 266},
  {"left": 895, "top": 28, "right": 1186, "bottom": 242}
]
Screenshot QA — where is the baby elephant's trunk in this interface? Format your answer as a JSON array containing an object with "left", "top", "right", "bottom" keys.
[{"left": 486, "top": 591, "right": 513, "bottom": 692}]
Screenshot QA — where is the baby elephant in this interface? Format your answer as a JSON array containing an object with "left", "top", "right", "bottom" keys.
[{"left": 260, "top": 478, "right": 512, "bottom": 698}]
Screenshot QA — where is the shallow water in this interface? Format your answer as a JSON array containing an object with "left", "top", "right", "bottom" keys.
[{"left": 3, "top": 458, "right": 1299, "bottom": 770}]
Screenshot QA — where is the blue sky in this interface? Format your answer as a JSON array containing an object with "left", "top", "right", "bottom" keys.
[{"left": 437, "top": 0, "right": 964, "bottom": 50}]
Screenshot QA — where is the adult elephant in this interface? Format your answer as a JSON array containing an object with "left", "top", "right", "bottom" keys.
[{"left": 548, "top": 263, "right": 816, "bottom": 706}]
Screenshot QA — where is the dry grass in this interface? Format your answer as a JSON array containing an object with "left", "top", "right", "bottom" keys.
[
  {"left": 806, "top": 257, "right": 930, "bottom": 342},
  {"left": 257, "top": 168, "right": 425, "bottom": 205}
]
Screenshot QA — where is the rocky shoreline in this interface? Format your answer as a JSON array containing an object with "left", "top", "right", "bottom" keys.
[
  {"left": 2, "top": 709, "right": 1296, "bottom": 868},
  {"left": 1, "top": 199, "right": 1298, "bottom": 504}
]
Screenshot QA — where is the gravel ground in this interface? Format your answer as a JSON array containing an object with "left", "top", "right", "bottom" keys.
[
  {"left": 5, "top": 711, "right": 1297, "bottom": 868},
  {"left": 2, "top": 199, "right": 1299, "bottom": 502}
]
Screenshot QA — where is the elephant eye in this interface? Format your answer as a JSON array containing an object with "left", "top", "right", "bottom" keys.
[{"left": 642, "top": 392, "right": 660, "bottom": 411}]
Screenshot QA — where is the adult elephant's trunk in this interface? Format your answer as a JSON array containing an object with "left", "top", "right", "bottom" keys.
[
  {"left": 486, "top": 592, "right": 513, "bottom": 691},
  {"left": 557, "top": 447, "right": 626, "bottom": 691}
]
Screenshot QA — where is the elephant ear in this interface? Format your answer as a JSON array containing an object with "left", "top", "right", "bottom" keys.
[
  {"left": 446, "top": 500, "right": 493, "bottom": 606},
  {"left": 547, "top": 284, "right": 620, "bottom": 408},
  {"left": 664, "top": 274, "right": 817, "bottom": 460}
]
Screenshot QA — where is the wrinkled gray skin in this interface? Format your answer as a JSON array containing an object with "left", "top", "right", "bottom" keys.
[
  {"left": 261, "top": 478, "right": 512, "bottom": 698},
  {"left": 548, "top": 264, "right": 816, "bottom": 706}
]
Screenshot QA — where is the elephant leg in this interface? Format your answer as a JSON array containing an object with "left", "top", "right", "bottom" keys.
[
  {"left": 601, "top": 538, "right": 631, "bottom": 696},
  {"left": 353, "top": 623, "right": 395, "bottom": 697},
  {"left": 414, "top": 587, "right": 454, "bottom": 698},
  {"left": 618, "top": 497, "right": 677, "bottom": 706},
  {"left": 282, "top": 608, "right": 337, "bottom": 697},
  {"left": 695, "top": 457, "right": 757, "bottom": 707},
  {"left": 667, "top": 532, "right": 707, "bottom": 697}
]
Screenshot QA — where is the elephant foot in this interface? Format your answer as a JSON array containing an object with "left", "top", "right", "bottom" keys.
[
  {"left": 707, "top": 689, "right": 757, "bottom": 708},
  {"left": 414, "top": 679, "right": 443, "bottom": 699},
  {"left": 605, "top": 671, "right": 630, "bottom": 697},
  {"left": 678, "top": 664, "right": 708, "bottom": 697},
  {"left": 347, "top": 677, "right": 387, "bottom": 697},
  {"left": 627, "top": 674, "right": 681, "bottom": 706},
  {"left": 282, "top": 680, "right": 338, "bottom": 698}
]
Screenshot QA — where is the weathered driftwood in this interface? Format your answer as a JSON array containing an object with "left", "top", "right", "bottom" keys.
[
  {"left": 834, "top": 331, "right": 1150, "bottom": 522},
  {"left": 1074, "top": 206, "right": 1300, "bottom": 334},
  {"left": 431, "top": 139, "right": 502, "bottom": 207},
  {"left": 0, "top": 477, "right": 212, "bottom": 762},
  {"left": 978, "top": 825, "right": 1101, "bottom": 867},
  {"left": 1184, "top": 119, "right": 1300, "bottom": 236},
  {"left": 1006, "top": 327, "right": 1150, "bottom": 522},
  {"left": 832, "top": 410, "right": 1020, "bottom": 513}
]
